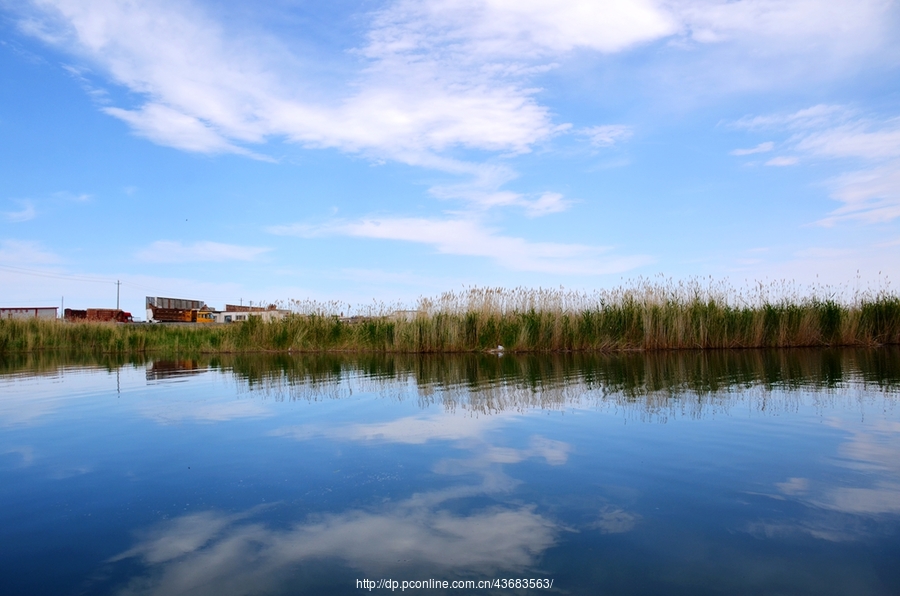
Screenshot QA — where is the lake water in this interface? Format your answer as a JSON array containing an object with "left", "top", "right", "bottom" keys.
[{"left": 1, "top": 349, "right": 899, "bottom": 595}]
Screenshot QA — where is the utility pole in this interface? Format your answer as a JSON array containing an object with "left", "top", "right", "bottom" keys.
[{"left": 116, "top": 280, "right": 121, "bottom": 310}]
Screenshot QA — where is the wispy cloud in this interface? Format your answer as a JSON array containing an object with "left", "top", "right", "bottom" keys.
[
  {"left": 523, "top": 193, "right": 571, "bottom": 217},
  {"left": 730, "top": 141, "right": 774, "bottom": 156},
  {"left": 796, "top": 120, "right": 900, "bottom": 161},
  {"left": 421, "top": 160, "right": 573, "bottom": 215},
  {"left": 17, "top": 0, "right": 566, "bottom": 160},
  {"left": 3, "top": 199, "right": 36, "bottom": 222},
  {"left": 765, "top": 156, "right": 798, "bottom": 166},
  {"left": 735, "top": 105, "right": 900, "bottom": 224},
  {"left": 136, "top": 241, "right": 271, "bottom": 263},
  {"left": 19, "top": 1, "right": 893, "bottom": 163},
  {"left": 373, "top": 0, "right": 676, "bottom": 60},
  {"left": 15, "top": 0, "right": 900, "bottom": 251},
  {"left": 103, "top": 105, "right": 255, "bottom": 157},
  {"left": 270, "top": 217, "right": 651, "bottom": 275},
  {"left": 733, "top": 104, "right": 854, "bottom": 131},
  {"left": 55, "top": 191, "right": 91, "bottom": 202},
  {"left": 675, "top": 0, "right": 895, "bottom": 50},
  {"left": 582, "top": 125, "right": 633, "bottom": 147},
  {"left": 0, "top": 239, "right": 59, "bottom": 264},
  {"left": 823, "top": 162, "right": 900, "bottom": 225}
]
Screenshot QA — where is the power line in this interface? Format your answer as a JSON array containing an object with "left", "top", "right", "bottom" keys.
[
  {"left": 0, "top": 299, "right": 65, "bottom": 306},
  {"left": 0, "top": 264, "right": 170, "bottom": 296},
  {"left": 0, "top": 264, "right": 114, "bottom": 284},
  {"left": 0, "top": 264, "right": 245, "bottom": 305}
]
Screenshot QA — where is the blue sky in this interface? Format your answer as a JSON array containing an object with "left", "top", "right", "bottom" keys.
[{"left": 2, "top": 0, "right": 900, "bottom": 316}]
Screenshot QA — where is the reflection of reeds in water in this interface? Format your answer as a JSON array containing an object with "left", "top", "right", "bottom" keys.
[
  {"left": 201, "top": 349, "right": 900, "bottom": 420},
  {"left": 3, "top": 281, "right": 900, "bottom": 354},
  {"left": 4, "top": 348, "right": 897, "bottom": 420},
  {"left": 0, "top": 350, "right": 151, "bottom": 377}
]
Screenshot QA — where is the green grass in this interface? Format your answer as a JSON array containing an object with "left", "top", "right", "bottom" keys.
[{"left": 3, "top": 280, "right": 900, "bottom": 354}]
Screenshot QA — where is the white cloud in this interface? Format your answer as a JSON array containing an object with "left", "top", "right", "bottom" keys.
[
  {"left": 523, "top": 192, "right": 570, "bottom": 217},
  {"left": 583, "top": 125, "right": 633, "bottom": 147},
  {"left": 735, "top": 105, "right": 900, "bottom": 224},
  {"left": 136, "top": 241, "right": 271, "bottom": 263},
  {"left": 22, "top": 1, "right": 895, "bottom": 162},
  {"left": 424, "top": 160, "right": 573, "bottom": 215},
  {"left": 19, "top": 0, "right": 564, "bottom": 160},
  {"left": 764, "top": 156, "right": 798, "bottom": 167},
  {"left": 734, "top": 106, "right": 900, "bottom": 161},
  {"left": 730, "top": 141, "right": 774, "bottom": 156},
  {"left": 17, "top": 0, "right": 900, "bottom": 237},
  {"left": 371, "top": 0, "right": 676, "bottom": 60},
  {"left": 810, "top": 120, "right": 900, "bottom": 225},
  {"left": 104, "top": 105, "right": 256, "bottom": 156},
  {"left": 733, "top": 104, "right": 853, "bottom": 131},
  {"left": 795, "top": 120, "right": 900, "bottom": 161},
  {"left": 52, "top": 191, "right": 91, "bottom": 202},
  {"left": 821, "top": 162, "right": 900, "bottom": 225},
  {"left": 674, "top": 0, "right": 895, "bottom": 52},
  {"left": 3, "top": 199, "right": 36, "bottom": 222},
  {"left": 0, "top": 239, "right": 59, "bottom": 264},
  {"left": 270, "top": 217, "right": 651, "bottom": 275}
]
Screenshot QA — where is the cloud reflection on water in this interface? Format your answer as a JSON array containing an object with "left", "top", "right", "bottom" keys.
[
  {"left": 751, "top": 417, "right": 900, "bottom": 542},
  {"left": 590, "top": 506, "right": 641, "bottom": 534},
  {"left": 108, "top": 497, "right": 557, "bottom": 596},
  {"left": 813, "top": 419, "right": 900, "bottom": 516},
  {"left": 133, "top": 396, "right": 272, "bottom": 424},
  {"left": 110, "top": 406, "right": 575, "bottom": 594},
  {"left": 270, "top": 412, "right": 508, "bottom": 444},
  {"left": 271, "top": 413, "right": 570, "bottom": 461}
]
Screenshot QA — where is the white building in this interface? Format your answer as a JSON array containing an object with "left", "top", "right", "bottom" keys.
[{"left": 215, "top": 309, "right": 289, "bottom": 324}]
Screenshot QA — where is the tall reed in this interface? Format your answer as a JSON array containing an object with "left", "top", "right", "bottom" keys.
[{"left": 2, "top": 278, "right": 899, "bottom": 354}]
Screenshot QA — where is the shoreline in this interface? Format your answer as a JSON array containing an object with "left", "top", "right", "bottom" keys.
[{"left": 3, "top": 298, "right": 899, "bottom": 355}]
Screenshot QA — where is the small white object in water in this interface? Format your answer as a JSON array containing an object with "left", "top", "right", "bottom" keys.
[{"left": 497, "top": 345, "right": 504, "bottom": 351}]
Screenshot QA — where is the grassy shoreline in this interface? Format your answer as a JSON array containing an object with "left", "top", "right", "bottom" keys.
[{"left": 3, "top": 284, "right": 900, "bottom": 354}]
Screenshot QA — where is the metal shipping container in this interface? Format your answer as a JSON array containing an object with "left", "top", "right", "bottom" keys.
[
  {"left": 146, "top": 296, "right": 206, "bottom": 310},
  {"left": 0, "top": 307, "right": 58, "bottom": 320}
]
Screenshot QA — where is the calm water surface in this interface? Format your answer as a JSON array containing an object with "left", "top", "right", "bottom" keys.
[{"left": 1, "top": 350, "right": 899, "bottom": 595}]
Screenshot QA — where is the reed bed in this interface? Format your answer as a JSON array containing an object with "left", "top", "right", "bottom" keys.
[{"left": 2, "top": 279, "right": 900, "bottom": 354}]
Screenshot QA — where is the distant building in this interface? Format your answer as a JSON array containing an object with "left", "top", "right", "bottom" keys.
[
  {"left": 223, "top": 304, "right": 278, "bottom": 312},
  {"left": 145, "top": 296, "right": 289, "bottom": 324},
  {"left": 0, "top": 307, "right": 58, "bottom": 320},
  {"left": 145, "top": 296, "right": 210, "bottom": 323},
  {"left": 217, "top": 304, "right": 289, "bottom": 323}
]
